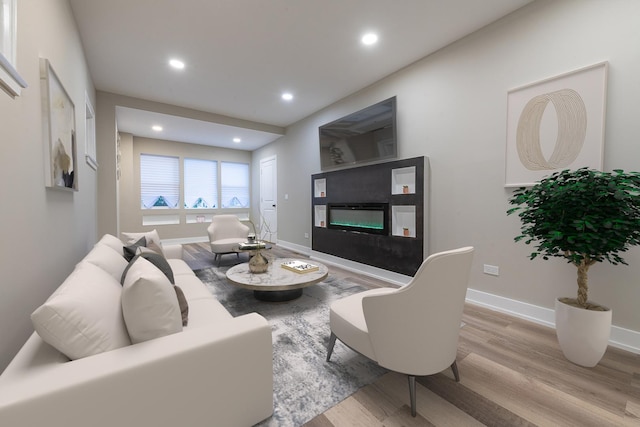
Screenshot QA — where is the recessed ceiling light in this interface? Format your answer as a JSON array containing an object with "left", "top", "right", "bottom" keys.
[
  {"left": 169, "top": 59, "right": 185, "bottom": 70},
  {"left": 281, "top": 92, "right": 294, "bottom": 101},
  {"left": 233, "top": 137, "right": 241, "bottom": 143},
  {"left": 152, "top": 125, "right": 163, "bottom": 132},
  {"left": 361, "top": 33, "right": 378, "bottom": 46}
]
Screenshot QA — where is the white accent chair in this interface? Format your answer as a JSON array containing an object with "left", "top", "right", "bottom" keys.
[
  {"left": 326, "top": 246, "right": 474, "bottom": 417},
  {"left": 207, "top": 215, "right": 250, "bottom": 264}
]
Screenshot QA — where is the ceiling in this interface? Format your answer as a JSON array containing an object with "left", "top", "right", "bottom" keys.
[{"left": 69, "top": 0, "right": 534, "bottom": 150}]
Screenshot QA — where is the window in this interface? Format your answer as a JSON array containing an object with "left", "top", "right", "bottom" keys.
[
  {"left": 221, "top": 162, "right": 250, "bottom": 208},
  {"left": 140, "top": 154, "right": 179, "bottom": 208},
  {"left": 0, "top": 0, "right": 26, "bottom": 97},
  {"left": 184, "top": 158, "right": 217, "bottom": 208}
]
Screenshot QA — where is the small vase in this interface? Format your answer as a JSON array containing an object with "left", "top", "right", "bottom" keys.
[{"left": 249, "top": 251, "right": 269, "bottom": 274}]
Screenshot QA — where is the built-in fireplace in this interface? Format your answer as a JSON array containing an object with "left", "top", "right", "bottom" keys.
[{"left": 327, "top": 203, "right": 388, "bottom": 235}]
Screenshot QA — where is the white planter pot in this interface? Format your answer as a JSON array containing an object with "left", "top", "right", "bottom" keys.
[{"left": 554, "top": 298, "right": 612, "bottom": 367}]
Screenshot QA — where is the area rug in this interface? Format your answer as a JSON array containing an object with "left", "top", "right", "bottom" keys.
[{"left": 194, "top": 266, "right": 388, "bottom": 427}]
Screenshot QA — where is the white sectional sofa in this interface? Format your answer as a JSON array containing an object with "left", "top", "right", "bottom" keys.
[{"left": 0, "top": 233, "right": 273, "bottom": 427}]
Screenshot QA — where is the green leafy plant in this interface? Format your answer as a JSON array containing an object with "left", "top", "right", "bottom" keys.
[{"left": 507, "top": 168, "right": 640, "bottom": 309}]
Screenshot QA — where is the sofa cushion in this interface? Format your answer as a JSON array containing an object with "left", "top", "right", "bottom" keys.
[
  {"left": 31, "top": 262, "right": 131, "bottom": 360},
  {"left": 183, "top": 298, "right": 233, "bottom": 329},
  {"left": 121, "top": 257, "right": 182, "bottom": 344},
  {"left": 167, "top": 259, "right": 196, "bottom": 277},
  {"left": 96, "top": 233, "right": 125, "bottom": 253},
  {"left": 82, "top": 243, "right": 129, "bottom": 281},
  {"left": 176, "top": 275, "right": 217, "bottom": 301}
]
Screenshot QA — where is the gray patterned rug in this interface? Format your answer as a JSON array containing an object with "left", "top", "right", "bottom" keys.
[{"left": 194, "top": 266, "right": 388, "bottom": 427}]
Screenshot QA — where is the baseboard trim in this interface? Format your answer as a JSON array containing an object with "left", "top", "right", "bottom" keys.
[{"left": 466, "top": 289, "right": 640, "bottom": 355}]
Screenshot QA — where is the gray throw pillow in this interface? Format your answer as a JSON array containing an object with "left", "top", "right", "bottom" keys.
[
  {"left": 121, "top": 252, "right": 175, "bottom": 285},
  {"left": 174, "top": 285, "right": 189, "bottom": 326},
  {"left": 123, "top": 236, "right": 147, "bottom": 262}
]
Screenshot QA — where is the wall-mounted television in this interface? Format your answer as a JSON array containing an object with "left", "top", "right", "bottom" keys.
[{"left": 319, "top": 96, "right": 397, "bottom": 170}]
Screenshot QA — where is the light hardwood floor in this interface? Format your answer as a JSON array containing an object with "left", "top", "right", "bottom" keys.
[{"left": 183, "top": 243, "right": 640, "bottom": 427}]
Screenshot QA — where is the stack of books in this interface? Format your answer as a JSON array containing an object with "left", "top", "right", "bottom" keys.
[
  {"left": 238, "top": 241, "right": 267, "bottom": 250},
  {"left": 281, "top": 260, "right": 319, "bottom": 274}
]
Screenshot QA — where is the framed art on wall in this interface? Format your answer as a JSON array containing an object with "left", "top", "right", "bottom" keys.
[
  {"left": 505, "top": 62, "right": 608, "bottom": 187},
  {"left": 41, "top": 58, "right": 78, "bottom": 191}
]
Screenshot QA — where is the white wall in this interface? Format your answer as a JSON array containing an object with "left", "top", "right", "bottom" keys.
[
  {"left": 0, "top": 0, "right": 96, "bottom": 372},
  {"left": 254, "top": 0, "right": 640, "bottom": 334}
]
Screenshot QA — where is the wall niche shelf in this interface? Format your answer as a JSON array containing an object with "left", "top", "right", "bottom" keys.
[
  {"left": 314, "top": 205, "right": 326, "bottom": 227},
  {"left": 391, "top": 166, "right": 416, "bottom": 195},
  {"left": 391, "top": 205, "right": 416, "bottom": 238},
  {"left": 314, "top": 178, "right": 327, "bottom": 198}
]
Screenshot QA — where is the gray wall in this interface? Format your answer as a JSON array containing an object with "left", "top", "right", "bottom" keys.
[
  {"left": 0, "top": 0, "right": 96, "bottom": 371},
  {"left": 253, "top": 0, "right": 640, "bottom": 332}
]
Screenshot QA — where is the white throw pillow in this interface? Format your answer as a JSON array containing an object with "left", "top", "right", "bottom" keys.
[
  {"left": 121, "top": 229, "right": 161, "bottom": 246},
  {"left": 81, "top": 243, "right": 129, "bottom": 281},
  {"left": 31, "top": 262, "right": 131, "bottom": 360},
  {"left": 121, "top": 257, "right": 182, "bottom": 344}
]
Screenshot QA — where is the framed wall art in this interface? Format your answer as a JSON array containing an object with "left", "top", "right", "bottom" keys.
[
  {"left": 505, "top": 61, "right": 608, "bottom": 187},
  {"left": 41, "top": 58, "right": 78, "bottom": 191}
]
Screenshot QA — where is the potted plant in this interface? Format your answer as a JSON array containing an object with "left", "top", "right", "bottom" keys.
[{"left": 507, "top": 167, "right": 640, "bottom": 367}]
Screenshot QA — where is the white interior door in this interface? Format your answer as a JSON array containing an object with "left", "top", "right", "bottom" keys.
[{"left": 259, "top": 155, "right": 277, "bottom": 242}]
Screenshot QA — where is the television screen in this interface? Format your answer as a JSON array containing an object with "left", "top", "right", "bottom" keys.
[{"left": 319, "top": 97, "right": 396, "bottom": 170}]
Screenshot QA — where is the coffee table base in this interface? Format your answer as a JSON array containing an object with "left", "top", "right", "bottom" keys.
[{"left": 254, "top": 288, "right": 303, "bottom": 302}]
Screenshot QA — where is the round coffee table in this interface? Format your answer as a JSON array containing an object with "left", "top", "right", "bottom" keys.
[{"left": 225, "top": 258, "right": 328, "bottom": 302}]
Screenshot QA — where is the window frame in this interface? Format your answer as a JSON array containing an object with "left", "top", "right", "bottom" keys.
[
  {"left": 140, "top": 153, "right": 180, "bottom": 209},
  {"left": 183, "top": 157, "right": 218, "bottom": 209},
  {"left": 0, "top": 0, "right": 27, "bottom": 97},
  {"left": 220, "top": 161, "right": 250, "bottom": 209}
]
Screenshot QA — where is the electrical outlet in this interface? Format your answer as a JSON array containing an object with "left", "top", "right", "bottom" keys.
[
  {"left": 483, "top": 264, "right": 499, "bottom": 276},
  {"left": 304, "top": 233, "right": 309, "bottom": 239}
]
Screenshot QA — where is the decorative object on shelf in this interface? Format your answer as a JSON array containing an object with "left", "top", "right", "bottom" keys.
[
  {"left": 505, "top": 62, "right": 608, "bottom": 187},
  {"left": 403, "top": 227, "right": 410, "bottom": 237},
  {"left": 41, "top": 58, "right": 77, "bottom": 191},
  {"left": 507, "top": 167, "right": 640, "bottom": 367},
  {"left": 281, "top": 260, "right": 319, "bottom": 274},
  {"left": 248, "top": 250, "right": 269, "bottom": 274},
  {"left": 402, "top": 185, "right": 409, "bottom": 194}
]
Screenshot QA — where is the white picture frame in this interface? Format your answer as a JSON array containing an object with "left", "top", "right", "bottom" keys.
[
  {"left": 85, "top": 92, "right": 98, "bottom": 170},
  {"left": 41, "top": 58, "right": 78, "bottom": 191},
  {"left": 505, "top": 62, "right": 608, "bottom": 187}
]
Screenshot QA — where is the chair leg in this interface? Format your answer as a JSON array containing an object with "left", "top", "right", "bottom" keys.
[
  {"left": 451, "top": 360, "right": 460, "bottom": 382},
  {"left": 408, "top": 375, "right": 417, "bottom": 417},
  {"left": 326, "top": 332, "right": 337, "bottom": 362}
]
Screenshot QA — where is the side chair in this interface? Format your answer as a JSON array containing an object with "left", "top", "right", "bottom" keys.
[{"left": 326, "top": 246, "right": 475, "bottom": 417}]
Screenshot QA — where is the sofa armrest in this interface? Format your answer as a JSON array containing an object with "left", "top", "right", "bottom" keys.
[
  {"left": 0, "top": 313, "right": 273, "bottom": 427},
  {"left": 162, "top": 243, "right": 184, "bottom": 259}
]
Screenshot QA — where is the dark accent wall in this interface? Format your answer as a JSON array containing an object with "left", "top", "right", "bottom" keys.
[{"left": 311, "top": 157, "right": 425, "bottom": 276}]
